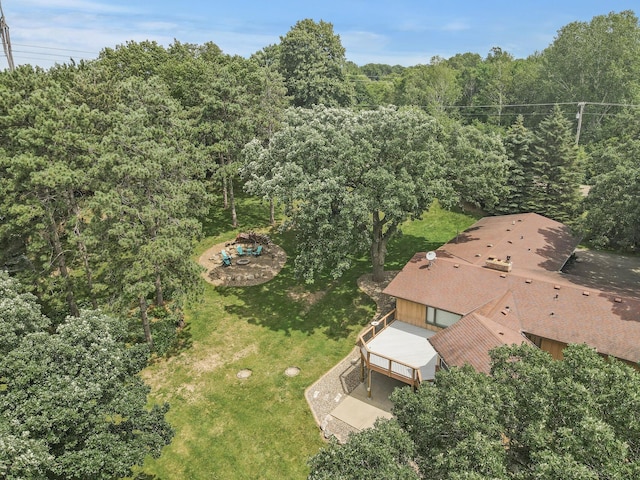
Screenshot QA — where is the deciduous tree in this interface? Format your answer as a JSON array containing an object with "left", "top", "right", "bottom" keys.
[
  {"left": 442, "top": 118, "right": 510, "bottom": 212},
  {"left": 582, "top": 161, "right": 640, "bottom": 250},
  {"left": 243, "top": 106, "right": 452, "bottom": 282},
  {"left": 395, "top": 59, "right": 461, "bottom": 114},
  {"left": 313, "top": 343, "right": 640, "bottom": 479},
  {"left": 0, "top": 273, "right": 173, "bottom": 479},
  {"left": 539, "top": 10, "right": 640, "bottom": 141},
  {"left": 308, "top": 420, "right": 419, "bottom": 480}
]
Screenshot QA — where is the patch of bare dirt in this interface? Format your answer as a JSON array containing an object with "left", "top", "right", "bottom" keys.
[
  {"left": 198, "top": 241, "right": 287, "bottom": 287},
  {"left": 190, "top": 352, "right": 223, "bottom": 375},
  {"left": 357, "top": 270, "right": 400, "bottom": 320},
  {"left": 175, "top": 382, "right": 205, "bottom": 404},
  {"left": 287, "top": 286, "right": 327, "bottom": 313}
]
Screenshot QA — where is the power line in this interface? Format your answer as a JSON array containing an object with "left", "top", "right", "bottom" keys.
[
  {"left": 12, "top": 42, "right": 98, "bottom": 55},
  {"left": 5, "top": 53, "right": 79, "bottom": 64},
  {"left": 12, "top": 49, "right": 82, "bottom": 58},
  {"left": 355, "top": 101, "right": 640, "bottom": 110},
  {"left": 443, "top": 102, "right": 576, "bottom": 109}
]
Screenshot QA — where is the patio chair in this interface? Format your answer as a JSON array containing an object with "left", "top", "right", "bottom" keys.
[
  {"left": 252, "top": 245, "right": 263, "bottom": 257},
  {"left": 236, "top": 245, "right": 247, "bottom": 256},
  {"left": 221, "top": 250, "right": 232, "bottom": 267}
]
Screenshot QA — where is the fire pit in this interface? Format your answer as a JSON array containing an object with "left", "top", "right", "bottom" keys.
[{"left": 236, "top": 258, "right": 251, "bottom": 266}]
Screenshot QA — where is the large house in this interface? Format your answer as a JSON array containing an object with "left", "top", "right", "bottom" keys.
[{"left": 358, "top": 213, "right": 640, "bottom": 395}]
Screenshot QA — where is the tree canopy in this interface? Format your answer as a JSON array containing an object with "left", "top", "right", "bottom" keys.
[
  {"left": 0, "top": 272, "right": 173, "bottom": 479},
  {"left": 278, "top": 19, "right": 354, "bottom": 107},
  {"left": 539, "top": 10, "right": 640, "bottom": 141},
  {"left": 3, "top": 10, "right": 640, "bottom": 477},
  {"left": 309, "top": 343, "right": 640, "bottom": 479},
  {"left": 307, "top": 420, "right": 418, "bottom": 480},
  {"left": 243, "top": 105, "right": 508, "bottom": 282},
  {"left": 244, "top": 106, "right": 442, "bottom": 282}
]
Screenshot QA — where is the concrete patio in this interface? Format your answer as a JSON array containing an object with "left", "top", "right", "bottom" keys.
[
  {"left": 305, "top": 348, "right": 408, "bottom": 443},
  {"left": 329, "top": 371, "right": 403, "bottom": 430}
]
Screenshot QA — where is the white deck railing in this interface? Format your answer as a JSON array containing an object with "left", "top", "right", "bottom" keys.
[{"left": 357, "top": 310, "right": 423, "bottom": 388}]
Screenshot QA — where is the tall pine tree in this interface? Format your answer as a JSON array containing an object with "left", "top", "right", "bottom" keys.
[
  {"left": 528, "top": 105, "right": 582, "bottom": 222},
  {"left": 496, "top": 115, "right": 535, "bottom": 214}
]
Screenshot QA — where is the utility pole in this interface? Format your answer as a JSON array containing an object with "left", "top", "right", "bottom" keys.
[
  {"left": 575, "top": 101, "right": 586, "bottom": 145},
  {"left": 0, "top": 0, "right": 15, "bottom": 71}
]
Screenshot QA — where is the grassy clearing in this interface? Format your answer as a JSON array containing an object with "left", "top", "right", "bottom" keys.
[{"left": 139, "top": 201, "right": 476, "bottom": 480}]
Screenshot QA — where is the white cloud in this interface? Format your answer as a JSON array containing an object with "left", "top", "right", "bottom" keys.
[
  {"left": 18, "top": 0, "right": 135, "bottom": 14},
  {"left": 9, "top": 13, "right": 177, "bottom": 68},
  {"left": 396, "top": 20, "right": 428, "bottom": 33},
  {"left": 341, "top": 30, "right": 389, "bottom": 50},
  {"left": 441, "top": 20, "right": 470, "bottom": 32}
]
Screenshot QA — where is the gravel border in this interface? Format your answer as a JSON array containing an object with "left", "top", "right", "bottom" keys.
[
  {"left": 304, "top": 348, "right": 363, "bottom": 443},
  {"left": 304, "top": 271, "right": 399, "bottom": 443}
]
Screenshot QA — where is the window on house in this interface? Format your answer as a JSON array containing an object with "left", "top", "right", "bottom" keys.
[
  {"left": 524, "top": 333, "right": 542, "bottom": 348},
  {"left": 426, "top": 306, "right": 461, "bottom": 328}
]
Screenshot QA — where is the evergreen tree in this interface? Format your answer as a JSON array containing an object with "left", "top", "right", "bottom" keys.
[
  {"left": 89, "top": 75, "right": 208, "bottom": 347},
  {"left": 278, "top": 19, "right": 354, "bottom": 107},
  {"left": 496, "top": 114, "right": 535, "bottom": 213},
  {"left": 528, "top": 105, "right": 582, "bottom": 222},
  {"left": 0, "top": 65, "right": 96, "bottom": 319}
]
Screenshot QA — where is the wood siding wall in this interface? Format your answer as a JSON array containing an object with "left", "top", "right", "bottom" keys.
[
  {"left": 527, "top": 333, "right": 639, "bottom": 370},
  {"left": 524, "top": 333, "right": 567, "bottom": 360},
  {"left": 396, "top": 299, "right": 442, "bottom": 332},
  {"left": 540, "top": 337, "right": 567, "bottom": 360}
]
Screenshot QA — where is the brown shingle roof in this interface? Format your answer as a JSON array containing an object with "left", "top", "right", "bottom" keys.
[
  {"left": 430, "top": 312, "right": 531, "bottom": 374},
  {"left": 385, "top": 214, "right": 640, "bottom": 364},
  {"left": 438, "top": 213, "right": 581, "bottom": 276}
]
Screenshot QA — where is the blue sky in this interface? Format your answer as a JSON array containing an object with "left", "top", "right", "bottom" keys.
[{"left": 2, "top": 1, "right": 638, "bottom": 70}]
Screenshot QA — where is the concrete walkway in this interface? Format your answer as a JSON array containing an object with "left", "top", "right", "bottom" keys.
[
  {"left": 305, "top": 271, "right": 406, "bottom": 442},
  {"left": 305, "top": 349, "right": 407, "bottom": 443},
  {"left": 329, "top": 372, "right": 401, "bottom": 430}
]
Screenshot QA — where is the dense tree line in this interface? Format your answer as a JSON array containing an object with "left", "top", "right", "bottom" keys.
[
  {"left": 347, "top": 11, "right": 640, "bottom": 250},
  {"left": 0, "top": 41, "right": 286, "bottom": 335},
  {"left": 309, "top": 344, "right": 640, "bottom": 479},
  {"left": 1, "top": 10, "right": 640, "bottom": 476},
  {"left": 2, "top": 11, "right": 639, "bottom": 315},
  {"left": 0, "top": 273, "right": 173, "bottom": 479}
]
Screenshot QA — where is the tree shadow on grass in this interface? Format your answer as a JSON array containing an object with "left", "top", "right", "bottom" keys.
[
  {"left": 132, "top": 471, "right": 161, "bottom": 480},
  {"left": 217, "top": 227, "right": 457, "bottom": 339},
  {"left": 200, "top": 194, "right": 274, "bottom": 238},
  {"left": 160, "top": 322, "right": 194, "bottom": 359},
  {"left": 217, "top": 230, "right": 376, "bottom": 339},
  {"left": 385, "top": 231, "right": 445, "bottom": 271},
  {"left": 218, "top": 261, "right": 376, "bottom": 340}
]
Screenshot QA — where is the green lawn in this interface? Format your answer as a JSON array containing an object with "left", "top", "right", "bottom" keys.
[{"left": 139, "top": 201, "right": 476, "bottom": 480}]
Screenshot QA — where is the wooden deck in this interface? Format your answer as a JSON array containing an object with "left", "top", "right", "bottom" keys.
[{"left": 358, "top": 311, "right": 438, "bottom": 393}]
